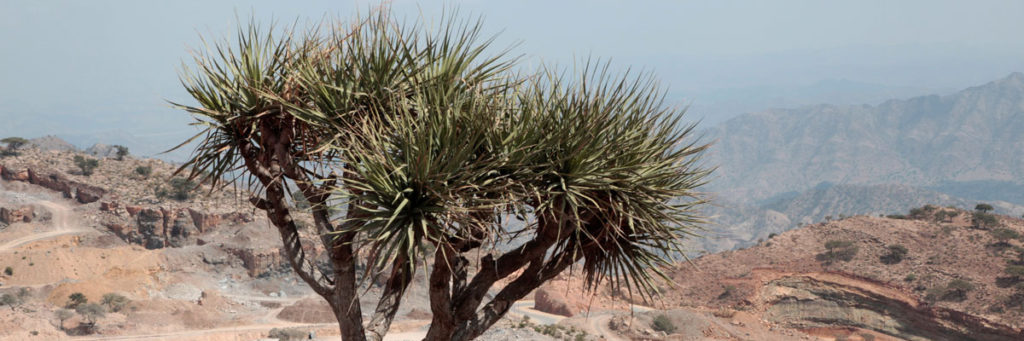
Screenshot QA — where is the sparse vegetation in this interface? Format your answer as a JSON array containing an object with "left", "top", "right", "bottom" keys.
[
  {"left": 0, "top": 293, "right": 19, "bottom": 311},
  {"left": 113, "top": 145, "right": 129, "bottom": 160},
  {"left": 651, "top": 314, "right": 677, "bottom": 333},
  {"left": 101, "top": 293, "right": 130, "bottom": 312},
  {"left": 55, "top": 309, "right": 74, "bottom": 331},
  {"left": 718, "top": 285, "right": 737, "bottom": 300},
  {"left": 134, "top": 165, "right": 152, "bottom": 178},
  {"left": 1, "top": 137, "right": 27, "bottom": 157},
  {"left": 904, "top": 273, "right": 917, "bottom": 282},
  {"left": 927, "top": 279, "right": 975, "bottom": 303},
  {"left": 1, "top": 288, "right": 29, "bottom": 311},
  {"left": 66, "top": 292, "right": 88, "bottom": 309},
  {"left": 1005, "top": 265, "right": 1024, "bottom": 282},
  {"left": 75, "top": 302, "right": 106, "bottom": 325},
  {"left": 817, "top": 240, "right": 859, "bottom": 264},
  {"left": 934, "top": 210, "right": 958, "bottom": 222},
  {"left": 989, "top": 228, "right": 1021, "bottom": 247},
  {"left": 880, "top": 244, "right": 909, "bottom": 264},
  {"left": 73, "top": 155, "right": 99, "bottom": 176},
  {"left": 165, "top": 177, "right": 196, "bottom": 201},
  {"left": 972, "top": 211, "right": 999, "bottom": 229},
  {"left": 3, "top": 266, "right": 11, "bottom": 276}
]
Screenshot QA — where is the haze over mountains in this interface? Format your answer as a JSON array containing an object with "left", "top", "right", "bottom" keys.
[
  {"left": 708, "top": 72, "right": 1024, "bottom": 203},
  {"left": 696, "top": 72, "right": 1024, "bottom": 252}
]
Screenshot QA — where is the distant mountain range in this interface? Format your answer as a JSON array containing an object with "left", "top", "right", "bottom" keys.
[
  {"left": 706, "top": 72, "right": 1024, "bottom": 204},
  {"left": 695, "top": 72, "right": 1024, "bottom": 252}
]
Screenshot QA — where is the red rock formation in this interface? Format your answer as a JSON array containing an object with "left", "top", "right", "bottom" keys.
[
  {"left": 100, "top": 201, "right": 119, "bottom": 211},
  {"left": 0, "top": 165, "right": 106, "bottom": 203},
  {"left": 188, "top": 208, "right": 222, "bottom": 233},
  {"left": 0, "top": 206, "right": 34, "bottom": 224},
  {"left": 226, "top": 247, "right": 286, "bottom": 277}
]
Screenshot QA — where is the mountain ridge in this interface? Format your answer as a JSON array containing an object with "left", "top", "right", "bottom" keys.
[{"left": 706, "top": 72, "right": 1024, "bottom": 203}]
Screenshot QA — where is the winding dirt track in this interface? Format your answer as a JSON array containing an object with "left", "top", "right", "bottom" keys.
[{"left": 0, "top": 200, "right": 90, "bottom": 252}]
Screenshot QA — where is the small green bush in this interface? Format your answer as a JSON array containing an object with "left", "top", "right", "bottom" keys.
[
  {"left": 113, "top": 145, "right": 129, "bottom": 160},
  {"left": 975, "top": 203, "right": 994, "bottom": 213},
  {"left": 880, "top": 244, "right": 909, "bottom": 265},
  {"left": 1005, "top": 265, "right": 1024, "bottom": 281},
  {"left": 973, "top": 212, "right": 999, "bottom": 229},
  {"left": 73, "top": 155, "right": 99, "bottom": 176},
  {"left": 168, "top": 177, "right": 196, "bottom": 201},
  {"left": 66, "top": 292, "right": 88, "bottom": 309},
  {"left": 3, "top": 266, "right": 11, "bottom": 276},
  {"left": 817, "top": 240, "right": 859, "bottom": 264},
  {"left": 990, "top": 228, "right": 1021, "bottom": 244},
  {"left": 718, "top": 285, "right": 737, "bottom": 300},
  {"left": 928, "top": 279, "right": 975, "bottom": 302},
  {"left": 651, "top": 314, "right": 676, "bottom": 333},
  {"left": 75, "top": 303, "right": 106, "bottom": 324},
  {"left": 134, "top": 166, "right": 152, "bottom": 178},
  {"left": 904, "top": 273, "right": 917, "bottom": 282},
  {"left": 101, "top": 293, "right": 130, "bottom": 312}
]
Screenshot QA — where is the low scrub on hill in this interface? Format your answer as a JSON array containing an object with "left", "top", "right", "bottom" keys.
[{"left": 817, "top": 240, "right": 859, "bottom": 265}]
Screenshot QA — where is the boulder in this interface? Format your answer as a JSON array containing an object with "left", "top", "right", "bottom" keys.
[
  {"left": 534, "top": 284, "right": 576, "bottom": 317},
  {"left": 2, "top": 168, "right": 30, "bottom": 181},
  {"left": 0, "top": 206, "right": 34, "bottom": 224},
  {"left": 188, "top": 208, "right": 222, "bottom": 232},
  {"left": 74, "top": 183, "right": 106, "bottom": 203},
  {"left": 227, "top": 247, "right": 286, "bottom": 277},
  {"left": 100, "top": 201, "right": 119, "bottom": 212}
]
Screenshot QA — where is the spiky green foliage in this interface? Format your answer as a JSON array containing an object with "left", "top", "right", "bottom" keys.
[{"left": 172, "top": 8, "right": 710, "bottom": 339}]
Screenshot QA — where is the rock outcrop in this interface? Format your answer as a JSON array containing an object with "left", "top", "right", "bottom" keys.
[
  {"left": 534, "top": 284, "right": 576, "bottom": 317},
  {"left": 99, "top": 201, "right": 254, "bottom": 250},
  {"left": 0, "top": 206, "right": 34, "bottom": 224},
  {"left": 1, "top": 165, "right": 107, "bottom": 203},
  {"left": 226, "top": 247, "right": 286, "bottom": 277},
  {"left": 763, "top": 274, "right": 1024, "bottom": 341}
]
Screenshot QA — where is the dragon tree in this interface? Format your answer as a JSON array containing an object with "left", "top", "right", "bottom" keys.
[{"left": 173, "top": 8, "right": 710, "bottom": 341}]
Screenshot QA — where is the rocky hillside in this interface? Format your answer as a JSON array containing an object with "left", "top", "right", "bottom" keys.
[
  {"left": 662, "top": 207, "right": 1024, "bottom": 340},
  {"left": 693, "top": 183, "right": 1024, "bottom": 253},
  {"left": 707, "top": 72, "right": 1024, "bottom": 204}
]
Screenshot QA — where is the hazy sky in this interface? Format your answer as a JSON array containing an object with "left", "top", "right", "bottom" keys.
[{"left": 2, "top": 0, "right": 1023, "bottom": 158}]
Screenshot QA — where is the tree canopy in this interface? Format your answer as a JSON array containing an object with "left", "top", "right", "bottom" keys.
[{"left": 173, "top": 8, "right": 710, "bottom": 341}]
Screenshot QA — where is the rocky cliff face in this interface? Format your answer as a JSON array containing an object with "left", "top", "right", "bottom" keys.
[
  {"left": 762, "top": 274, "right": 1023, "bottom": 341},
  {"left": 663, "top": 210, "right": 1024, "bottom": 339},
  {"left": 99, "top": 201, "right": 254, "bottom": 250},
  {"left": 0, "top": 165, "right": 107, "bottom": 204}
]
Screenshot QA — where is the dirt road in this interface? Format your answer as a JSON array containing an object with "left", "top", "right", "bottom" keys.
[{"left": 0, "top": 200, "right": 90, "bottom": 252}]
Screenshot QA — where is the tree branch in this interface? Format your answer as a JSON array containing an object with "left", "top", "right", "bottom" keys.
[{"left": 364, "top": 255, "right": 414, "bottom": 341}]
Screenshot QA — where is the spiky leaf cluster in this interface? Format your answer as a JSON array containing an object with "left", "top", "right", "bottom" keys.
[{"left": 174, "top": 9, "right": 710, "bottom": 300}]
